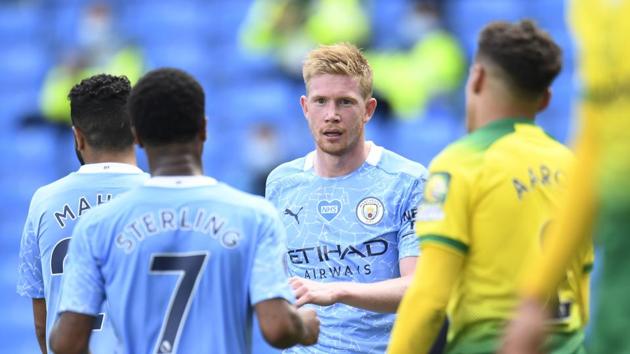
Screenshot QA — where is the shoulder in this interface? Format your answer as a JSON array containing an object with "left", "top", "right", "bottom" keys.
[
  {"left": 31, "top": 173, "right": 76, "bottom": 199},
  {"left": 375, "top": 147, "right": 428, "bottom": 181},
  {"left": 427, "top": 135, "right": 488, "bottom": 181},
  {"left": 26, "top": 173, "right": 78, "bottom": 214},
  {"left": 266, "top": 156, "right": 308, "bottom": 187},
  {"left": 543, "top": 136, "right": 574, "bottom": 158}
]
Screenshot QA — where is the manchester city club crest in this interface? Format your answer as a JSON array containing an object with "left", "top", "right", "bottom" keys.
[{"left": 356, "top": 197, "right": 384, "bottom": 225}]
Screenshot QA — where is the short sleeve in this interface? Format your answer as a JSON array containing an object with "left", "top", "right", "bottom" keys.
[
  {"left": 264, "top": 177, "right": 279, "bottom": 206},
  {"left": 416, "top": 168, "right": 471, "bottom": 255},
  {"left": 57, "top": 219, "right": 105, "bottom": 316},
  {"left": 249, "top": 211, "right": 295, "bottom": 305},
  {"left": 16, "top": 211, "right": 44, "bottom": 298},
  {"left": 397, "top": 176, "right": 426, "bottom": 260}
]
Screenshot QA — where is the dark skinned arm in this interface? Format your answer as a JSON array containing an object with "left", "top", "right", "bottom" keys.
[{"left": 49, "top": 312, "right": 95, "bottom": 354}]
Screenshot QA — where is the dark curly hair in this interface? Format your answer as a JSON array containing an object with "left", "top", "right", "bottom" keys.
[
  {"left": 477, "top": 20, "right": 562, "bottom": 98},
  {"left": 68, "top": 74, "right": 134, "bottom": 150},
  {"left": 128, "top": 68, "right": 205, "bottom": 146}
]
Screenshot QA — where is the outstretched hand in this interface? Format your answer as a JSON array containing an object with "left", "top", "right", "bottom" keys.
[{"left": 289, "top": 277, "right": 339, "bottom": 307}]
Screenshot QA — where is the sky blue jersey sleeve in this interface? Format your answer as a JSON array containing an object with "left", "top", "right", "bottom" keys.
[
  {"left": 397, "top": 174, "right": 427, "bottom": 260},
  {"left": 16, "top": 210, "right": 44, "bottom": 298},
  {"left": 250, "top": 211, "right": 295, "bottom": 306},
  {"left": 57, "top": 219, "right": 105, "bottom": 316}
]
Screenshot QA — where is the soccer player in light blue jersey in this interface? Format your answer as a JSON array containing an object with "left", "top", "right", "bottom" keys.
[
  {"left": 265, "top": 43, "right": 428, "bottom": 354},
  {"left": 49, "top": 68, "right": 319, "bottom": 354},
  {"left": 17, "top": 74, "right": 148, "bottom": 354}
]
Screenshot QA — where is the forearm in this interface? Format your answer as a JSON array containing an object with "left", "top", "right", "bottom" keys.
[
  {"left": 388, "top": 245, "right": 463, "bottom": 353},
  {"left": 35, "top": 324, "right": 47, "bottom": 354},
  {"left": 32, "top": 298, "right": 47, "bottom": 354},
  {"left": 333, "top": 275, "right": 412, "bottom": 313},
  {"left": 49, "top": 312, "right": 93, "bottom": 354},
  {"left": 388, "top": 280, "right": 447, "bottom": 353}
]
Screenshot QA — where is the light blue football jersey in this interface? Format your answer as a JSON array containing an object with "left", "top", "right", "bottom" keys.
[
  {"left": 17, "top": 163, "right": 148, "bottom": 354},
  {"left": 58, "top": 176, "right": 295, "bottom": 354},
  {"left": 265, "top": 143, "right": 427, "bottom": 354}
]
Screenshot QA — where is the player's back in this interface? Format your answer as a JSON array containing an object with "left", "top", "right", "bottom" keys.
[
  {"left": 17, "top": 163, "right": 148, "bottom": 353},
  {"left": 418, "top": 118, "right": 576, "bottom": 352},
  {"left": 73, "top": 177, "right": 286, "bottom": 354}
]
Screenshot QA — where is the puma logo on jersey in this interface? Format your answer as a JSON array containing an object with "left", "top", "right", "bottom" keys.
[{"left": 284, "top": 207, "right": 303, "bottom": 224}]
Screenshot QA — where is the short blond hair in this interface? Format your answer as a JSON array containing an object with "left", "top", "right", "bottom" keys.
[{"left": 302, "top": 42, "right": 373, "bottom": 99}]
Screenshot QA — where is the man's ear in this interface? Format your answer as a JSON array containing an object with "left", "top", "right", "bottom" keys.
[
  {"left": 72, "top": 126, "right": 86, "bottom": 150},
  {"left": 537, "top": 88, "right": 552, "bottom": 113},
  {"left": 131, "top": 126, "right": 143, "bottom": 148},
  {"left": 471, "top": 63, "right": 485, "bottom": 94},
  {"left": 364, "top": 97, "right": 377, "bottom": 123},
  {"left": 300, "top": 95, "right": 308, "bottom": 121},
  {"left": 200, "top": 117, "right": 207, "bottom": 142}
]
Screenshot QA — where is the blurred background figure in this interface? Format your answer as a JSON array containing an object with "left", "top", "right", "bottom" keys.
[
  {"left": 25, "top": 2, "right": 143, "bottom": 127},
  {"left": 366, "top": 0, "right": 465, "bottom": 121},
  {"left": 502, "top": 0, "right": 630, "bottom": 353},
  {"left": 0, "top": 1, "right": 578, "bottom": 352},
  {"left": 239, "top": 0, "right": 370, "bottom": 79}
]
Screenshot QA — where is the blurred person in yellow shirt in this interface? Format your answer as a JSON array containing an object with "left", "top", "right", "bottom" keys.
[{"left": 501, "top": 0, "right": 630, "bottom": 353}]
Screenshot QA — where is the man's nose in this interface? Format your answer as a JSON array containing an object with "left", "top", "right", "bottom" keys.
[{"left": 324, "top": 104, "right": 341, "bottom": 123}]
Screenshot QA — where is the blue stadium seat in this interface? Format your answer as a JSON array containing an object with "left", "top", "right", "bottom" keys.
[
  {"left": 216, "top": 80, "right": 299, "bottom": 129},
  {"left": 48, "top": 4, "right": 83, "bottom": 49},
  {"left": 143, "top": 40, "right": 212, "bottom": 80},
  {"left": 208, "top": 0, "right": 254, "bottom": 44},
  {"left": 0, "top": 43, "right": 50, "bottom": 90},
  {"left": 366, "top": 0, "right": 408, "bottom": 49},
  {"left": 208, "top": 42, "right": 280, "bottom": 84},
  {"left": 121, "top": 1, "right": 211, "bottom": 42},
  {"left": 0, "top": 88, "right": 40, "bottom": 127},
  {"left": 0, "top": 4, "right": 43, "bottom": 40},
  {"left": 445, "top": 0, "right": 525, "bottom": 57},
  {"left": 525, "top": 0, "right": 567, "bottom": 31},
  {"left": 392, "top": 112, "right": 464, "bottom": 166},
  {"left": 538, "top": 83, "right": 574, "bottom": 143}
]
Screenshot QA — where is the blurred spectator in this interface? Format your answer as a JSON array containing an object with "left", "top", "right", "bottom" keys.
[
  {"left": 366, "top": 1, "right": 465, "bottom": 120},
  {"left": 239, "top": 0, "right": 370, "bottom": 78},
  {"left": 26, "top": 2, "right": 143, "bottom": 127}
]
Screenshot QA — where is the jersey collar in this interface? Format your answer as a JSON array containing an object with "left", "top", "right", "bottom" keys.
[
  {"left": 77, "top": 163, "right": 144, "bottom": 174},
  {"left": 303, "top": 141, "right": 383, "bottom": 171},
  {"left": 480, "top": 117, "right": 535, "bottom": 131},
  {"left": 144, "top": 176, "right": 218, "bottom": 188}
]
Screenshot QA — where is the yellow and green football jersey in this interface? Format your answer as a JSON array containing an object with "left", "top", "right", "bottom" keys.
[{"left": 417, "top": 117, "right": 588, "bottom": 353}]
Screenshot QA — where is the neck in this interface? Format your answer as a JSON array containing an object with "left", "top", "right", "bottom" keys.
[
  {"left": 474, "top": 91, "right": 537, "bottom": 130},
  {"left": 145, "top": 143, "right": 203, "bottom": 177},
  {"left": 83, "top": 147, "right": 137, "bottom": 166},
  {"left": 314, "top": 140, "right": 370, "bottom": 178}
]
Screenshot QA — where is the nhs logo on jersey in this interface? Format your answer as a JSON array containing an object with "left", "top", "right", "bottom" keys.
[{"left": 318, "top": 200, "right": 342, "bottom": 222}]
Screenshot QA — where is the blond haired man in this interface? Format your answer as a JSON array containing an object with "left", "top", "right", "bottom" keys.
[{"left": 265, "top": 43, "right": 428, "bottom": 353}]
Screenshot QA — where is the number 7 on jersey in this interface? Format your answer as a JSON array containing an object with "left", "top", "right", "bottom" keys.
[{"left": 149, "top": 252, "right": 209, "bottom": 354}]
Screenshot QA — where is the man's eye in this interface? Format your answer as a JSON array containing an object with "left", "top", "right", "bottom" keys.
[{"left": 341, "top": 99, "right": 352, "bottom": 105}]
